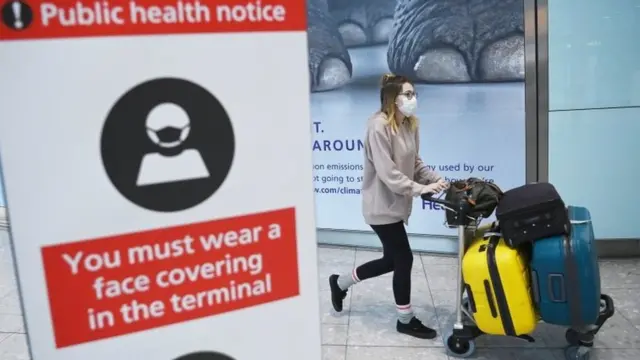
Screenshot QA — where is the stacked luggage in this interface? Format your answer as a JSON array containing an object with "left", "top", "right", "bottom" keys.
[{"left": 426, "top": 181, "right": 615, "bottom": 360}]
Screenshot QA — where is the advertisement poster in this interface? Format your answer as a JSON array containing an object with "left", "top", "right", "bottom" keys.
[
  {"left": 308, "top": 0, "right": 526, "bottom": 235},
  {"left": 0, "top": 1, "right": 321, "bottom": 359}
]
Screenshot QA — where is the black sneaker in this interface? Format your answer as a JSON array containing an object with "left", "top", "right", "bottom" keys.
[
  {"left": 396, "top": 317, "right": 438, "bottom": 339},
  {"left": 329, "top": 274, "right": 347, "bottom": 312}
]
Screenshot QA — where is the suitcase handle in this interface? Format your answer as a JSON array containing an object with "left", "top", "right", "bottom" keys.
[
  {"left": 570, "top": 220, "right": 591, "bottom": 225},
  {"left": 548, "top": 274, "right": 566, "bottom": 302},
  {"left": 531, "top": 270, "right": 540, "bottom": 304},
  {"left": 513, "top": 213, "right": 552, "bottom": 228},
  {"left": 483, "top": 280, "right": 498, "bottom": 318}
]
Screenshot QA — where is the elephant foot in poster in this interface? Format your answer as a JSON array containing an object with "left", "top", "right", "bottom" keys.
[
  {"left": 307, "top": 0, "right": 353, "bottom": 92},
  {"left": 307, "top": 0, "right": 525, "bottom": 92},
  {"left": 388, "top": 0, "right": 525, "bottom": 83},
  {"left": 327, "top": 0, "right": 396, "bottom": 47}
]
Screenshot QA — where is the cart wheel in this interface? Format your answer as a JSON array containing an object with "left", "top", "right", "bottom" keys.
[
  {"left": 565, "top": 329, "right": 581, "bottom": 346},
  {"left": 599, "top": 298, "right": 608, "bottom": 314},
  {"left": 444, "top": 330, "right": 475, "bottom": 358},
  {"left": 564, "top": 345, "right": 590, "bottom": 360}
]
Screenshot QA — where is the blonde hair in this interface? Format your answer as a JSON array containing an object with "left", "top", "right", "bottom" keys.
[{"left": 379, "top": 73, "right": 418, "bottom": 134}]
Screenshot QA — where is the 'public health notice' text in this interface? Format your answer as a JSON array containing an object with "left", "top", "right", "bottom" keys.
[{"left": 39, "top": 0, "right": 287, "bottom": 27}]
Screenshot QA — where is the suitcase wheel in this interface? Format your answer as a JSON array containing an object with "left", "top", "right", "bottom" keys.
[
  {"left": 565, "top": 329, "right": 581, "bottom": 346},
  {"left": 444, "top": 330, "right": 476, "bottom": 358},
  {"left": 564, "top": 345, "right": 591, "bottom": 360}
]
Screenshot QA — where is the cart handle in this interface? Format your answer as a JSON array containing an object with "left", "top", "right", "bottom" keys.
[
  {"left": 421, "top": 192, "right": 497, "bottom": 214},
  {"left": 421, "top": 193, "right": 500, "bottom": 231},
  {"left": 420, "top": 193, "right": 458, "bottom": 208},
  {"left": 420, "top": 193, "right": 458, "bottom": 209},
  {"left": 421, "top": 192, "right": 473, "bottom": 221}
]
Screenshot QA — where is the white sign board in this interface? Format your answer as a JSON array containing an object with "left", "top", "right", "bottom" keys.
[{"left": 0, "top": 1, "right": 321, "bottom": 359}]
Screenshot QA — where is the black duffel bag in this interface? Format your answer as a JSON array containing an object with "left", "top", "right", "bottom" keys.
[
  {"left": 442, "top": 178, "right": 503, "bottom": 226},
  {"left": 496, "top": 182, "right": 570, "bottom": 248}
]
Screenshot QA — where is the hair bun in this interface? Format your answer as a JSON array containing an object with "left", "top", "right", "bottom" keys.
[{"left": 381, "top": 73, "right": 395, "bottom": 86}]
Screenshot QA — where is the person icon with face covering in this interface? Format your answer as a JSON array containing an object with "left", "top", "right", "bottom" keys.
[{"left": 136, "top": 103, "right": 210, "bottom": 186}]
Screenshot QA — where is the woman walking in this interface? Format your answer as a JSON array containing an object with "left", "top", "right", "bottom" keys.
[{"left": 329, "top": 73, "right": 448, "bottom": 339}]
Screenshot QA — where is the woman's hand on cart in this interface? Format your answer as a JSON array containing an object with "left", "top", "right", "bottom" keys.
[
  {"left": 423, "top": 182, "right": 447, "bottom": 195},
  {"left": 437, "top": 178, "right": 450, "bottom": 190}
]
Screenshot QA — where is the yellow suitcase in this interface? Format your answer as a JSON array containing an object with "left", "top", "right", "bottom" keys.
[{"left": 462, "top": 234, "right": 537, "bottom": 336}]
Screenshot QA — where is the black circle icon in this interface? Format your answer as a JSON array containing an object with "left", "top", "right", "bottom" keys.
[
  {"left": 101, "top": 78, "right": 235, "bottom": 212},
  {"left": 174, "top": 352, "right": 235, "bottom": 360},
  {"left": 1, "top": 0, "right": 33, "bottom": 31}
]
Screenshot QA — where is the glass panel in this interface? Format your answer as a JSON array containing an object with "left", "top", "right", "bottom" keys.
[
  {"left": 547, "top": 0, "right": 640, "bottom": 238},
  {"left": 549, "top": 108, "right": 640, "bottom": 239},
  {"left": 548, "top": 0, "right": 640, "bottom": 110}
]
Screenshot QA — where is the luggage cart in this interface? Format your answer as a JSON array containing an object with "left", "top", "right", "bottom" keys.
[{"left": 421, "top": 194, "right": 615, "bottom": 360}]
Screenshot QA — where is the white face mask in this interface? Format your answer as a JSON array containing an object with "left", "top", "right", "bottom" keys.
[{"left": 397, "top": 95, "right": 417, "bottom": 117}]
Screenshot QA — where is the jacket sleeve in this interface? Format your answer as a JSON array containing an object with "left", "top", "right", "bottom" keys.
[
  {"left": 414, "top": 129, "right": 442, "bottom": 185},
  {"left": 368, "top": 122, "right": 427, "bottom": 197}
]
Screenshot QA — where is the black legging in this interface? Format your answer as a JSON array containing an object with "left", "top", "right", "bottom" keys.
[{"left": 354, "top": 221, "right": 412, "bottom": 305}]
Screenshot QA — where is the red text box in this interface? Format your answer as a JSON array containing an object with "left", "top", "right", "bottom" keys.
[
  {"left": 0, "top": 0, "right": 306, "bottom": 41},
  {"left": 41, "top": 207, "right": 300, "bottom": 348}
]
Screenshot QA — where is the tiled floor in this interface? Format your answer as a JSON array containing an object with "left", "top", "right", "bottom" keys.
[
  {"left": 0, "top": 230, "right": 28, "bottom": 360},
  {"left": 2, "top": 231, "right": 640, "bottom": 359},
  {"left": 317, "top": 247, "right": 640, "bottom": 360}
]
